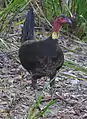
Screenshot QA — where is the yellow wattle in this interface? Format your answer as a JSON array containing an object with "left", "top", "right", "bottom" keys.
[{"left": 52, "top": 32, "right": 59, "bottom": 39}]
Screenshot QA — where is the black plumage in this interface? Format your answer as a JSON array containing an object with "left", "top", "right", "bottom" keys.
[
  {"left": 19, "top": 8, "right": 72, "bottom": 89},
  {"left": 21, "top": 7, "right": 34, "bottom": 42}
]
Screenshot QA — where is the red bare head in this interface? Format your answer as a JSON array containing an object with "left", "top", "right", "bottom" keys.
[{"left": 53, "top": 15, "right": 72, "bottom": 32}]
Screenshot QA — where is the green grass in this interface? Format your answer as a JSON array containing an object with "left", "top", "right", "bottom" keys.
[
  {"left": 64, "top": 60, "right": 87, "bottom": 74},
  {"left": 43, "top": 0, "right": 87, "bottom": 39}
]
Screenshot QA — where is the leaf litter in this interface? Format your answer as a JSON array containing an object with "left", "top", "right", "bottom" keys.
[{"left": 0, "top": 31, "right": 87, "bottom": 119}]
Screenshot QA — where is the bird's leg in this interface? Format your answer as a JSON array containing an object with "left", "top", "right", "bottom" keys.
[
  {"left": 50, "top": 73, "right": 56, "bottom": 97},
  {"left": 32, "top": 75, "right": 39, "bottom": 101},
  {"left": 50, "top": 76, "right": 55, "bottom": 88},
  {"left": 32, "top": 75, "right": 41, "bottom": 101},
  {"left": 32, "top": 75, "right": 37, "bottom": 90}
]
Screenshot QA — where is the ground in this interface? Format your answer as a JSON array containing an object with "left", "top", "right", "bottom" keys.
[{"left": 0, "top": 33, "right": 87, "bottom": 119}]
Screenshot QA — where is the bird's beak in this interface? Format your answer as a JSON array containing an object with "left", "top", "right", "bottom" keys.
[{"left": 65, "top": 18, "right": 72, "bottom": 24}]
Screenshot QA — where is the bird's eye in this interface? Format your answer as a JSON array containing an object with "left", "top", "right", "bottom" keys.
[
  {"left": 61, "top": 17, "right": 64, "bottom": 20},
  {"left": 58, "top": 17, "right": 64, "bottom": 22}
]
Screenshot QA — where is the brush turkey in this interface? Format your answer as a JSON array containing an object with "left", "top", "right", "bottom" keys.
[{"left": 19, "top": 7, "right": 72, "bottom": 89}]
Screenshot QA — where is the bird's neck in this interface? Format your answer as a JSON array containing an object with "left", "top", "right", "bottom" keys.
[
  {"left": 52, "top": 32, "right": 60, "bottom": 39},
  {"left": 52, "top": 24, "right": 62, "bottom": 40}
]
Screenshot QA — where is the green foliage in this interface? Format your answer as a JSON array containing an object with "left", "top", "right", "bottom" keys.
[
  {"left": 43, "top": 0, "right": 63, "bottom": 20},
  {"left": 69, "top": 0, "right": 87, "bottom": 38},
  {"left": 0, "top": 0, "right": 27, "bottom": 32},
  {"left": 43, "top": 0, "right": 87, "bottom": 39},
  {"left": 26, "top": 95, "right": 56, "bottom": 119},
  {"left": 0, "top": 0, "right": 87, "bottom": 39},
  {"left": 64, "top": 61, "right": 87, "bottom": 74}
]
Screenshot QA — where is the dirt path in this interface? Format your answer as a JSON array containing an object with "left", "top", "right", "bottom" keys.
[{"left": 0, "top": 34, "right": 87, "bottom": 119}]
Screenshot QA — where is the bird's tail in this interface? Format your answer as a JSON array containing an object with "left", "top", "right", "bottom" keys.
[{"left": 21, "top": 6, "right": 34, "bottom": 42}]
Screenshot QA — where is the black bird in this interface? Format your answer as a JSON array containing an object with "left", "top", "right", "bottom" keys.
[{"left": 19, "top": 8, "right": 72, "bottom": 90}]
